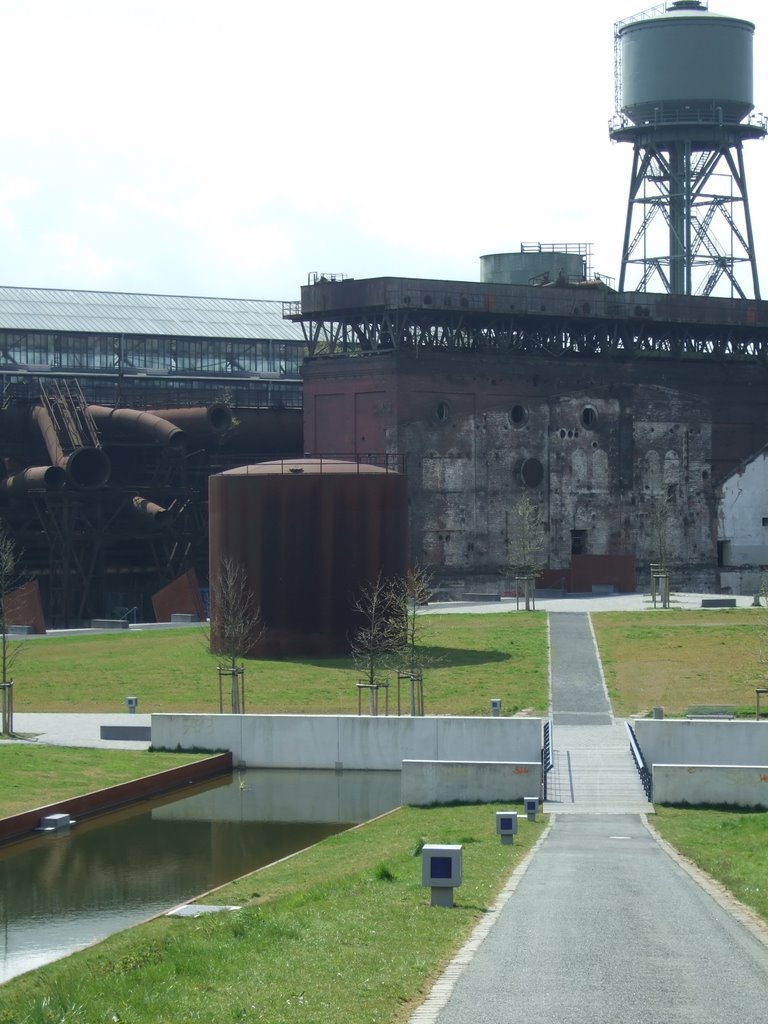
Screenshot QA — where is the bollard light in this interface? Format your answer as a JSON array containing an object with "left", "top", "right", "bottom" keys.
[
  {"left": 495, "top": 810, "right": 518, "bottom": 845},
  {"left": 37, "top": 812, "right": 74, "bottom": 832},
  {"left": 126, "top": 696, "right": 138, "bottom": 714},
  {"left": 524, "top": 796, "right": 538, "bottom": 822},
  {"left": 421, "top": 844, "right": 462, "bottom": 908},
  {"left": 490, "top": 698, "right": 501, "bottom": 717}
]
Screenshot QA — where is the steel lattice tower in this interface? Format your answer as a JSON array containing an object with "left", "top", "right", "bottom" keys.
[{"left": 610, "top": 1, "right": 766, "bottom": 298}]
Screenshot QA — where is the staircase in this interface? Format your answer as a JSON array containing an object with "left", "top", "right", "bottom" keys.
[
  {"left": 545, "top": 721, "right": 654, "bottom": 814},
  {"left": 39, "top": 377, "right": 101, "bottom": 455}
]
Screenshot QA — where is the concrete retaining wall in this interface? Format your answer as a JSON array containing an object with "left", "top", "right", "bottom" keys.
[
  {"left": 653, "top": 764, "right": 768, "bottom": 808},
  {"left": 633, "top": 719, "right": 768, "bottom": 767},
  {"left": 151, "top": 714, "right": 543, "bottom": 770},
  {"left": 154, "top": 768, "right": 402, "bottom": 824},
  {"left": 402, "top": 760, "right": 542, "bottom": 806},
  {"left": 0, "top": 753, "right": 232, "bottom": 846}
]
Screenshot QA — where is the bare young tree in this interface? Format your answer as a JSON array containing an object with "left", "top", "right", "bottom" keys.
[
  {"left": 390, "top": 564, "right": 434, "bottom": 715},
  {"left": 350, "top": 572, "right": 400, "bottom": 693},
  {"left": 507, "top": 493, "right": 546, "bottom": 611},
  {"left": 390, "top": 565, "right": 432, "bottom": 672},
  {"left": 208, "top": 556, "right": 265, "bottom": 713},
  {"left": 0, "top": 522, "right": 24, "bottom": 734}
]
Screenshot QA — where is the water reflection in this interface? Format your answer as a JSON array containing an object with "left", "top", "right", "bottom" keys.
[{"left": 0, "top": 768, "right": 401, "bottom": 984}]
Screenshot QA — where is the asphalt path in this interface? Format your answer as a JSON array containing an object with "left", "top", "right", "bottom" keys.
[
  {"left": 549, "top": 613, "right": 612, "bottom": 726},
  {"left": 427, "top": 815, "right": 768, "bottom": 1024}
]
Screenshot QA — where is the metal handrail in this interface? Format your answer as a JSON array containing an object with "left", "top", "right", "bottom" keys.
[
  {"left": 542, "top": 719, "right": 554, "bottom": 800},
  {"left": 625, "top": 721, "right": 652, "bottom": 800}
]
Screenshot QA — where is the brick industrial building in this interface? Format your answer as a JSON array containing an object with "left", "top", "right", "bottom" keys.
[{"left": 293, "top": 273, "right": 768, "bottom": 595}]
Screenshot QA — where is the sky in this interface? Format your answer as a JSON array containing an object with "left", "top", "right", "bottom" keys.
[{"left": 0, "top": 0, "right": 767, "bottom": 301}]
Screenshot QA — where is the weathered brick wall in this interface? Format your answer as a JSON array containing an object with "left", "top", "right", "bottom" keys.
[{"left": 303, "top": 350, "right": 763, "bottom": 590}]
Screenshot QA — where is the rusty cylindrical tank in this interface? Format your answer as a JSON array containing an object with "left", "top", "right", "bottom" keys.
[{"left": 208, "top": 459, "right": 409, "bottom": 657}]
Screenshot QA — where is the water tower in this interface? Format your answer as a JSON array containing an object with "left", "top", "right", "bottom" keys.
[{"left": 610, "top": 1, "right": 766, "bottom": 298}]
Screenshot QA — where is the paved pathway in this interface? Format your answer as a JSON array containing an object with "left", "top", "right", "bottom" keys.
[
  {"left": 416, "top": 814, "right": 768, "bottom": 1024},
  {"left": 4, "top": 712, "right": 151, "bottom": 749},
  {"left": 546, "top": 611, "right": 652, "bottom": 814},
  {"left": 549, "top": 613, "right": 612, "bottom": 725},
  {"left": 410, "top": 605, "right": 768, "bottom": 1021}
]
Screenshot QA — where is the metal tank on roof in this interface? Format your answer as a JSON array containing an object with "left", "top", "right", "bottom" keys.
[
  {"left": 208, "top": 458, "right": 408, "bottom": 658},
  {"left": 480, "top": 246, "right": 587, "bottom": 287},
  {"left": 618, "top": 1, "right": 756, "bottom": 125}
]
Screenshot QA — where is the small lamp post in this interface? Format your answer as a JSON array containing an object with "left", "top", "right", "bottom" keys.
[
  {"left": 421, "top": 844, "right": 463, "bottom": 907},
  {"left": 495, "top": 810, "right": 519, "bottom": 845}
]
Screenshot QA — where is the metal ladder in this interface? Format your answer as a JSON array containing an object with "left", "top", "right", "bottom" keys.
[{"left": 38, "top": 378, "right": 101, "bottom": 454}]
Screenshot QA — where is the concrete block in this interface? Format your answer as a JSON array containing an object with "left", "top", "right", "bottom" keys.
[
  {"left": 100, "top": 725, "right": 151, "bottom": 741},
  {"left": 39, "top": 813, "right": 72, "bottom": 831}
]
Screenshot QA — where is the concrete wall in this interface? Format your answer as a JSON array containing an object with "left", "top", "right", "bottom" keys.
[
  {"left": 303, "top": 353, "right": 722, "bottom": 587},
  {"left": 633, "top": 719, "right": 768, "bottom": 767},
  {"left": 0, "top": 753, "right": 232, "bottom": 845},
  {"left": 719, "top": 569, "right": 763, "bottom": 596},
  {"left": 653, "top": 764, "right": 768, "bottom": 808},
  {"left": 151, "top": 714, "right": 544, "bottom": 770},
  {"left": 718, "top": 449, "right": 768, "bottom": 566},
  {"left": 154, "top": 768, "right": 402, "bottom": 824},
  {"left": 401, "top": 759, "right": 542, "bottom": 806}
]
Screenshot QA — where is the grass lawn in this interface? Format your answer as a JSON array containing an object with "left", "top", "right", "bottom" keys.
[
  {"left": 0, "top": 802, "right": 546, "bottom": 1024},
  {"left": 10, "top": 612, "right": 549, "bottom": 716},
  {"left": 0, "top": 747, "right": 213, "bottom": 818},
  {"left": 591, "top": 608, "right": 766, "bottom": 717},
  {"left": 652, "top": 805, "right": 768, "bottom": 922}
]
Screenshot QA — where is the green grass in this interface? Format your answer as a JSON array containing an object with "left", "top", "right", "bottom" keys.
[
  {"left": 0, "top": 747, "right": 214, "bottom": 818},
  {"left": 11, "top": 612, "right": 549, "bottom": 716},
  {"left": 653, "top": 805, "right": 768, "bottom": 922},
  {"left": 0, "top": 803, "right": 546, "bottom": 1024},
  {"left": 592, "top": 609, "right": 766, "bottom": 717}
]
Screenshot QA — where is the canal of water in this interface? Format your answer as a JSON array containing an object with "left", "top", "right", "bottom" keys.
[{"left": 0, "top": 767, "right": 402, "bottom": 984}]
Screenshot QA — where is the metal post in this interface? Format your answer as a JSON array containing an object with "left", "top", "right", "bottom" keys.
[{"left": 0, "top": 680, "right": 13, "bottom": 735}]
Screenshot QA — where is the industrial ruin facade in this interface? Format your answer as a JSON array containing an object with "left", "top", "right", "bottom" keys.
[{"left": 293, "top": 275, "right": 768, "bottom": 594}]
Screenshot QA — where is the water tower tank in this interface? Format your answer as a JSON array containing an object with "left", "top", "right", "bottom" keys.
[
  {"left": 618, "top": 2, "right": 755, "bottom": 125},
  {"left": 611, "top": 1, "right": 765, "bottom": 297},
  {"left": 209, "top": 459, "right": 408, "bottom": 658}
]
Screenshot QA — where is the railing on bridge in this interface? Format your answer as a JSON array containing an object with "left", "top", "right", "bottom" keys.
[
  {"left": 625, "top": 721, "right": 652, "bottom": 800},
  {"left": 542, "top": 719, "right": 554, "bottom": 800}
]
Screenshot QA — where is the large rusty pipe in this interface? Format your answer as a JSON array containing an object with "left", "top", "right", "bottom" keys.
[
  {"left": 132, "top": 496, "right": 170, "bottom": 526},
  {"left": 146, "top": 405, "right": 233, "bottom": 436},
  {"left": 0, "top": 466, "right": 67, "bottom": 494},
  {"left": 87, "top": 406, "right": 186, "bottom": 450},
  {"left": 32, "top": 406, "right": 111, "bottom": 489}
]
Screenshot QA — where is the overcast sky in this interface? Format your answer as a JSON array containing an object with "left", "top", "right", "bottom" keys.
[{"left": 1, "top": 0, "right": 766, "bottom": 300}]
